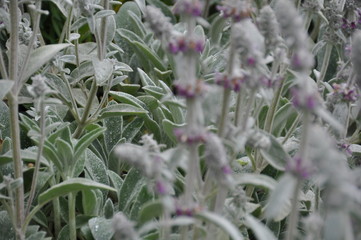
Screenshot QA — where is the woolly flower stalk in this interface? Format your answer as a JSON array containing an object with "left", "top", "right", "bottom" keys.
[
  {"left": 112, "top": 213, "right": 138, "bottom": 240},
  {"left": 204, "top": 133, "right": 233, "bottom": 187},
  {"left": 27, "top": 75, "right": 51, "bottom": 98},
  {"left": 258, "top": 5, "right": 281, "bottom": 54},
  {"left": 216, "top": 0, "right": 252, "bottom": 22},
  {"left": 232, "top": 19, "right": 265, "bottom": 68},
  {"left": 351, "top": 30, "right": 361, "bottom": 90},
  {"left": 144, "top": 6, "right": 173, "bottom": 40},
  {"left": 275, "top": 0, "right": 314, "bottom": 71},
  {"left": 75, "top": 0, "right": 94, "bottom": 17}
]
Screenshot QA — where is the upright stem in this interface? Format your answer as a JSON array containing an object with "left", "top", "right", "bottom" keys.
[
  {"left": 217, "top": 89, "right": 231, "bottom": 137},
  {"left": 17, "top": 1, "right": 42, "bottom": 92},
  {"left": 73, "top": 79, "right": 98, "bottom": 138},
  {"left": 99, "top": 0, "right": 109, "bottom": 60},
  {"left": 264, "top": 77, "right": 285, "bottom": 133},
  {"left": 68, "top": 192, "right": 77, "bottom": 240},
  {"left": 317, "top": 44, "right": 332, "bottom": 86},
  {"left": 0, "top": 48, "right": 8, "bottom": 79},
  {"left": 9, "top": 1, "right": 25, "bottom": 239},
  {"left": 285, "top": 179, "right": 301, "bottom": 240},
  {"left": 25, "top": 96, "right": 46, "bottom": 216},
  {"left": 286, "top": 111, "right": 310, "bottom": 240}
]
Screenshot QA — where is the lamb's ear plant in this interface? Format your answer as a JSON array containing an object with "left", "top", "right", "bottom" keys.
[{"left": 1, "top": 0, "right": 361, "bottom": 239}]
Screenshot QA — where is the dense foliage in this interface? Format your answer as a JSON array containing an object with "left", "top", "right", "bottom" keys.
[{"left": 0, "top": 0, "right": 361, "bottom": 239}]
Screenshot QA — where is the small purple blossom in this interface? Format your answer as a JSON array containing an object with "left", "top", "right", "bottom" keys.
[
  {"left": 215, "top": 72, "right": 244, "bottom": 92},
  {"left": 337, "top": 142, "right": 353, "bottom": 157},
  {"left": 332, "top": 83, "right": 359, "bottom": 102},
  {"left": 173, "top": 127, "right": 206, "bottom": 145},
  {"left": 216, "top": 0, "right": 252, "bottom": 22},
  {"left": 168, "top": 36, "right": 205, "bottom": 54},
  {"left": 286, "top": 156, "right": 313, "bottom": 179},
  {"left": 173, "top": 79, "right": 206, "bottom": 99},
  {"left": 291, "top": 87, "right": 318, "bottom": 111},
  {"left": 174, "top": 203, "right": 203, "bottom": 217},
  {"left": 173, "top": 0, "right": 203, "bottom": 17},
  {"left": 155, "top": 180, "right": 167, "bottom": 195}
]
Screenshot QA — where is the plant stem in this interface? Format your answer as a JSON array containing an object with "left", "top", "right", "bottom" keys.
[
  {"left": 17, "top": 1, "right": 42, "bottom": 92},
  {"left": 9, "top": 1, "right": 25, "bottom": 239},
  {"left": 286, "top": 111, "right": 310, "bottom": 240},
  {"left": 285, "top": 179, "right": 301, "bottom": 240},
  {"left": 234, "top": 88, "right": 245, "bottom": 127},
  {"left": 25, "top": 96, "right": 46, "bottom": 216},
  {"left": 99, "top": 0, "right": 109, "bottom": 60},
  {"left": 218, "top": 89, "right": 231, "bottom": 137},
  {"left": 282, "top": 113, "right": 301, "bottom": 145},
  {"left": 61, "top": 72, "right": 80, "bottom": 122},
  {"left": 264, "top": 65, "right": 284, "bottom": 133},
  {"left": 0, "top": 48, "right": 8, "bottom": 79},
  {"left": 73, "top": 79, "right": 98, "bottom": 138},
  {"left": 68, "top": 192, "right": 77, "bottom": 240},
  {"left": 317, "top": 44, "right": 332, "bottom": 86}
]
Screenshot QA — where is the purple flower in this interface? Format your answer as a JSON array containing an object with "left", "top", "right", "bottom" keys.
[
  {"left": 173, "top": 0, "right": 203, "bottom": 17},
  {"left": 168, "top": 36, "right": 205, "bottom": 54},
  {"left": 173, "top": 79, "right": 206, "bottom": 99},
  {"left": 216, "top": 0, "right": 252, "bottom": 22},
  {"left": 215, "top": 72, "right": 244, "bottom": 92},
  {"left": 173, "top": 127, "right": 206, "bottom": 145},
  {"left": 155, "top": 180, "right": 168, "bottom": 195},
  {"left": 291, "top": 87, "right": 318, "bottom": 111},
  {"left": 286, "top": 156, "right": 313, "bottom": 179}
]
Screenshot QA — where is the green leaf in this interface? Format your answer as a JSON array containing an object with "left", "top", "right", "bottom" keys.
[
  {"left": 118, "top": 168, "right": 143, "bottom": 211},
  {"left": 103, "top": 199, "right": 115, "bottom": 219},
  {"left": 130, "top": 185, "right": 154, "bottom": 220},
  {"left": 0, "top": 80, "right": 13, "bottom": 100},
  {"left": 109, "top": 91, "right": 147, "bottom": 109},
  {"left": 82, "top": 189, "right": 98, "bottom": 216},
  {"left": 49, "top": 0, "right": 72, "bottom": 16},
  {"left": 272, "top": 102, "right": 298, "bottom": 137},
  {"left": 265, "top": 174, "right": 296, "bottom": 221},
  {"left": 146, "top": 0, "right": 176, "bottom": 23},
  {"left": 69, "top": 61, "right": 94, "bottom": 84},
  {"left": 162, "top": 119, "right": 185, "bottom": 144},
  {"left": 74, "top": 126, "right": 106, "bottom": 160},
  {"left": 98, "top": 104, "right": 148, "bottom": 119},
  {"left": 195, "top": 211, "right": 244, "bottom": 240},
  {"left": 85, "top": 149, "right": 109, "bottom": 198},
  {"left": 114, "top": 2, "right": 142, "bottom": 34},
  {"left": 22, "top": 44, "right": 70, "bottom": 82},
  {"left": 245, "top": 215, "right": 277, "bottom": 240},
  {"left": 127, "top": 10, "right": 146, "bottom": 38},
  {"left": 0, "top": 211, "right": 15, "bottom": 239},
  {"left": 132, "top": 41, "right": 167, "bottom": 71},
  {"left": 235, "top": 173, "right": 277, "bottom": 190},
  {"left": 209, "top": 16, "right": 226, "bottom": 45},
  {"left": 38, "top": 178, "right": 116, "bottom": 205},
  {"left": 260, "top": 133, "right": 290, "bottom": 171},
  {"left": 55, "top": 138, "right": 74, "bottom": 168},
  {"left": 138, "top": 68, "right": 156, "bottom": 86},
  {"left": 122, "top": 117, "right": 144, "bottom": 142},
  {"left": 0, "top": 101, "right": 10, "bottom": 138},
  {"left": 88, "top": 217, "right": 114, "bottom": 240},
  {"left": 138, "top": 199, "right": 164, "bottom": 225},
  {"left": 0, "top": 149, "right": 49, "bottom": 167},
  {"left": 143, "top": 86, "right": 164, "bottom": 99},
  {"left": 93, "top": 58, "right": 114, "bottom": 86}
]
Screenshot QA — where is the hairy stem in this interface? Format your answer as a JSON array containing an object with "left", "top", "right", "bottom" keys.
[
  {"left": 9, "top": 1, "right": 25, "bottom": 239},
  {"left": 73, "top": 79, "right": 98, "bottom": 138},
  {"left": 99, "top": 0, "right": 109, "bottom": 60},
  {"left": 25, "top": 96, "right": 46, "bottom": 216},
  {"left": 317, "top": 44, "right": 332, "bottom": 86},
  {"left": 68, "top": 192, "right": 77, "bottom": 240},
  {"left": 285, "top": 179, "right": 301, "bottom": 240},
  {"left": 17, "top": 1, "right": 42, "bottom": 92}
]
